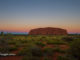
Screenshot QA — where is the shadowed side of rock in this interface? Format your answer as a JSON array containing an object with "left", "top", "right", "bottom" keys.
[{"left": 29, "top": 27, "right": 68, "bottom": 35}]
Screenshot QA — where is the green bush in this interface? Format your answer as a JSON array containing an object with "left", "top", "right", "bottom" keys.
[
  {"left": 0, "top": 47, "right": 9, "bottom": 53},
  {"left": 47, "top": 40, "right": 66, "bottom": 45},
  {"left": 9, "top": 46, "right": 18, "bottom": 51},
  {"left": 57, "top": 56, "right": 69, "bottom": 60},
  {"left": 8, "top": 41, "right": 16, "bottom": 45},
  {"left": 44, "top": 57, "right": 52, "bottom": 60},
  {"left": 18, "top": 45, "right": 43, "bottom": 57},
  {"left": 68, "top": 39, "right": 80, "bottom": 60},
  {"left": 62, "top": 36, "right": 74, "bottom": 42},
  {"left": 43, "top": 47, "right": 54, "bottom": 56},
  {"left": 35, "top": 41, "right": 45, "bottom": 47},
  {"left": 0, "top": 32, "right": 4, "bottom": 36},
  {"left": 22, "top": 56, "right": 41, "bottom": 60},
  {"left": 53, "top": 47, "right": 66, "bottom": 53}
]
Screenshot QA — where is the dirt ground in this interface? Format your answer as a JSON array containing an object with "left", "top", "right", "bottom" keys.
[{"left": 0, "top": 56, "right": 23, "bottom": 60}]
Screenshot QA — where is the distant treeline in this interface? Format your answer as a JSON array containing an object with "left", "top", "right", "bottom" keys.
[
  {"left": 0, "top": 32, "right": 80, "bottom": 36},
  {"left": 0, "top": 32, "right": 28, "bottom": 36}
]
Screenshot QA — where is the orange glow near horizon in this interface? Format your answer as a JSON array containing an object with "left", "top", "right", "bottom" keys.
[{"left": 0, "top": 26, "right": 80, "bottom": 33}]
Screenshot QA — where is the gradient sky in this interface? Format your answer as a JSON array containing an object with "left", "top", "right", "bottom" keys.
[{"left": 0, "top": 0, "right": 80, "bottom": 33}]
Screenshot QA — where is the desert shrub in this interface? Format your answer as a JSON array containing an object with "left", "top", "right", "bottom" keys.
[
  {"left": 8, "top": 41, "right": 16, "bottom": 45},
  {"left": 35, "top": 41, "right": 45, "bottom": 47},
  {"left": 47, "top": 40, "right": 66, "bottom": 45},
  {"left": 62, "top": 36, "right": 74, "bottom": 42},
  {"left": 18, "top": 45, "right": 43, "bottom": 57},
  {"left": 52, "top": 41, "right": 66, "bottom": 45},
  {"left": 53, "top": 47, "right": 66, "bottom": 53},
  {"left": 22, "top": 56, "right": 30, "bottom": 60},
  {"left": 44, "top": 57, "right": 52, "bottom": 60},
  {"left": 57, "top": 56, "right": 69, "bottom": 60},
  {"left": 15, "top": 41, "right": 24, "bottom": 47},
  {"left": 9, "top": 46, "right": 18, "bottom": 51},
  {"left": 0, "top": 37, "right": 10, "bottom": 53},
  {"left": 30, "top": 46, "right": 43, "bottom": 56},
  {"left": 0, "top": 48, "right": 4, "bottom": 52},
  {"left": 39, "top": 36, "right": 51, "bottom": 41},
  {"left": 68, "top": 39, "right": 80, "bottom": 60},
  {"left": 0, "top": 32, "right": 4, "bottom": 36},
  {"left": 57, "top": 55, "right": 77, "bottom": 60},
  {"left": 19, "top": 44, "right": 43, "bottom": 60},
  {"left": 18, "top": 48, "right": 28, "bottom": 56},
  {"left": 22, "top": 56, "right": 41, "bottom": 60},
  {"left": 59, "top": 39, "right": 80, "bottom": 60},
  {"left": 43, "top": 47, "right": 54, "bottom": 56},
  {"left": 0, "top": 47, "right": 10, "bottom": 53},
  {"left": 47, "top": 40, "right": 54, "bottom": 45},
  {"left": 0, "top": 46, "right": 17, "bottom": 53}
]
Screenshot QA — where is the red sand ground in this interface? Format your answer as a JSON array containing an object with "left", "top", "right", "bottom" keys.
[
  {"left": 0, "top": 56, "right": 23, "bottom": 60},
  {"left": 53, "top": 52, "right": 59, "bottom": 60}
]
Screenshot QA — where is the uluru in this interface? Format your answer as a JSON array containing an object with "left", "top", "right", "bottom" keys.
[{"left": 29, "top": 27, "right": 68, "bottom": 35}]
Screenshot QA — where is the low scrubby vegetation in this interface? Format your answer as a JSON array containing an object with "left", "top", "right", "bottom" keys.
[{"left": 0, "top": 34, "right": 80, "bottom": 60}]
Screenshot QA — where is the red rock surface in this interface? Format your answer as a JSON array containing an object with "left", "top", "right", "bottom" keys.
[{"left": 29, "top": 27, "right": 68, "bottom": 35}]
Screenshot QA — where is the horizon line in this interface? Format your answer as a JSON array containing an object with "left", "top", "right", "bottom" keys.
[{"left": 0, "top": 31, "right": 80, "bottom": 34}]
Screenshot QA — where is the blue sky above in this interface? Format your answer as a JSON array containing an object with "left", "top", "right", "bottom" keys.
[{"left": 0, "top": 0, "right": 80, "bottom": 33}]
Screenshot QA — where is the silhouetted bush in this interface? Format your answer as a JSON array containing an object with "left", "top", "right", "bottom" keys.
[
  {"left": 43, "top": 47, "right": 54, "bottom": 56},
  {"left": 9, "top": 46, "right": 18, "bottom": 51},
  {"left": 62, "top": 36, "right": 74, "bottom": 42},
  {"left": 0, "top": 32, "right": 4, "bottom": 36},
  {"left": 35, "top": 41, "right": 45, "bottom": 47},
  {"left": 68, "top": 39, "right": 80, "bottom": 60},
  {"left": 18, "top": 45, "right": 43, "bottom": 57},
  {"left": 57, "top": 56, "right": 69, "bottom": 60},
  {"left": 47, "top": 40, "right": 66, "bottom": 45},
  {"left": 22, "top": 56, "right": 41, "bottom": 60},
  {"left": 44, "top": 57, "right": 52, "bottom": 60}
]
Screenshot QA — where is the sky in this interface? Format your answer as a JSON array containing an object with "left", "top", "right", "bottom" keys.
[{"left": 0, "top": 0, "right": 80, "bottom": 34}]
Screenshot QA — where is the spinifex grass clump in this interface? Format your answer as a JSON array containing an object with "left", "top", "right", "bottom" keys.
[
  {"left": 18, "top": 44, "right": 43, "bottom": 56},
  {"left": 47, "top": 40, "right": 66, "bottom": 45},
  {"left": 18, "top": 44, "right": 43, "bottom": 60},
  {"left": 53, "top": 47, "right": 67, "bottom": 53},
  {"left": 43, "top": 47, "right": 54, "bottom": 56},
  {"left": 35, "top": 41, "right": 46, "bottom": 47},
  {"left": 68, "top": 39, "right": 80, "bottom": 60},
  {"left": 8, "top": 46, "right": 18, "bottom": 52},
  {"left": 62, "top": 36, "right": 74, "bottom": 42}
]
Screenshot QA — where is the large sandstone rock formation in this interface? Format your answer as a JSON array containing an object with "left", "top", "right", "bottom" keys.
[{"left": 29, "top": 27, "right": 68, "bottom": 35}]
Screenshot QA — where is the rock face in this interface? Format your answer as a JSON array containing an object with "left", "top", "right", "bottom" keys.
[{"left": 29, "top": 27, "right": 68, "bottom": 35}]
